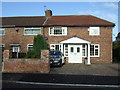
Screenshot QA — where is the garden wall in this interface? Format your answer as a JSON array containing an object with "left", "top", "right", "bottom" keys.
[{"left": 3, "top": 50, "right": 50, "bottom": 73}]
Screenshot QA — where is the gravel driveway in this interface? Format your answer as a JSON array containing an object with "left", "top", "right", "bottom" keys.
[{"left": 50, "top": 63, "right": 119, "bottom": 76}]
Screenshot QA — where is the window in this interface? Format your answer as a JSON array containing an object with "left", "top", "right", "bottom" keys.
[
  {"left": 90, "top": 44, "right": 100, "bottom": 57},
  {"left": 12, "top": 46, "right": 20, "bottom": 52},
  {"left": 77, "top": 47, "right": 80, "bottom": 53},
  {"left": 82, "top": 45, "right": 87, "bottom": 57},
  {"left": 70, "top": 47, "right": 74, "bottom": 52},
  {"left": 0, "top": 29, "right": 5, "bottom": 35},
  {"left": 24, "top": 27, "right": 41, "bottom": 35},
  {"left": 49, "top": 26, "right": 67, "bottom": 36},
  {"left": 50, "top": 44, "right": 61, "bottom": 51},
  {"left": 89, "top": 27, "right": 100, "bottom": 35},
  {"left": 27, "top": 44, "right": 33, "bottom": 51},
  {"left": 64, "top": 44, "right": 68, "bottom": 57}
]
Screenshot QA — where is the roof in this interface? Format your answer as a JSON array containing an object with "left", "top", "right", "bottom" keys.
[
  {"left": 1, "top": 16, "right": 46, "bottom": 27},
  {"left": 45, "top": 15, "right": 115, "bottom": 27},
  {"left": 60, "top": 37, "right": 91, "bottom": 44},
  {"left": 1, "top": 15, "right": 115, "bottom": 27}
]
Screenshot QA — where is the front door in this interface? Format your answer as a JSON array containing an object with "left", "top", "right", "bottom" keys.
[{"left": 68, "top": 45, "right": 82, "bottom": 63}]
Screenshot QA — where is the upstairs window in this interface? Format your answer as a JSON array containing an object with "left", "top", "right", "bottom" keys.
[
  {"left": 49, "top": 26, "right": 67, "bottom": 36},
  {"left": 89, "top": 27, "right": 100, "bottom": 35},
  {"left": 24, "top": 27, "right": 41, "bottom": 35},
  {"left": 0, "top": 29, "right": 5, "bottom": 36}
]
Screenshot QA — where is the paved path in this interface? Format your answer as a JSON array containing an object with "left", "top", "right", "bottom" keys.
[{"left": 50, "top": 63, "right": 119, "bottom": 76}]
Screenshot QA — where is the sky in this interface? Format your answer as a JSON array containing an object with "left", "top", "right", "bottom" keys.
[{"left": 1, "top": 2, "right": 119, "bottom": 41}]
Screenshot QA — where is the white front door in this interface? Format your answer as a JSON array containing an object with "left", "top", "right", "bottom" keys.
[{"left": 68, "top": 45, "right": 82, "bottom": 63}]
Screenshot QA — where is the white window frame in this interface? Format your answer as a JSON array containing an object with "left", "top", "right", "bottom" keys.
[
  {"left": 24, "top": 27, "right": 41, "bottom": 35},
  {"left": 27, "top": 44, "right": 33, "bottom": 51},
  {"left": 64, "top": 44, "right": 68, "bottom": 57},
  {"left": 12, "top": 46, "right": 20, "bottom": 52},
  {"left": 89, "top": 27, "right": 100, "bottom": 36},
  {"left": 82, "top": 44, "right": 87, "bottom": 57},
  {"left": 50, "top": 44, "right": 61, "bottom": 51},
  {"left": 0, "top": 28, "right": 5, "bottom": 36},
  {"left": 90, "top": 44, "right": 100, "bottom": 57},
  {"left": 49, "top": 26, "right": 67, "bottom": 36}
]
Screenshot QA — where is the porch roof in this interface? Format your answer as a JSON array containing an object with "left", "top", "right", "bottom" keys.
[{"left": 60, "top": 37, "right": 91, "bottom": 44}]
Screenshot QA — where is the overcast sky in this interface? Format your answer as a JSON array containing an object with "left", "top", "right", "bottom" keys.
[{"left": 1, "top": 2, "right": 118, "bottom": 41}]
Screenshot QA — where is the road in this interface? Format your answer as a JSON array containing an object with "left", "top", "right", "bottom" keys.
[{"left": 2, "top": 73, "right": 120, "bottom": 89}]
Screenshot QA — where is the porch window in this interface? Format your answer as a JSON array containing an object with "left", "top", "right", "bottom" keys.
[
  {"left": 90, "top": 44, "right": 99, "bottom": 57},
  {"left": 89, "top": 27, "right": 100, "bottom": 35},
  {"left": 24, "top": 27, "right": 41, "bottom": 35},
  {"left": 49, "top": 26, "right": 67, "bottom": 36},
  {"left": 0, "top": 29, "right": 5, "bottom": 36},
  {"left": 27, "top": 44, "right": 33, "bottom": 51},
  {"left": 82, "top": 45, "right": 87, "bottom": 57},
  {"left": 50, "top": 44, "right": 61, "bottom": 51},
  {"left": 64, "top": 44, "right": 68, "bottom": 57}
]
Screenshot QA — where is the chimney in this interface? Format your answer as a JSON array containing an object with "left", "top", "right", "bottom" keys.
[{"left": 45, "top": 10, "right": 52, "bottom": 17}]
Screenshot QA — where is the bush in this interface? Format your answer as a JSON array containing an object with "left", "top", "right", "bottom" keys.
[
  {"left": 113, "top": 42, "right": 120, "bottom": 63},
  {"left": 26, "top": 35, "right": 49, "bottom": 58},
  {"left": 26, "top": 50, "right": 35, "bottom": 58}
]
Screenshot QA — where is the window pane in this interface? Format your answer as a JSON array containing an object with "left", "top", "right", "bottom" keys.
[
  {"left": 77, "top": 47, "right": 80, "bottom": 52},
  {"left": 90, "top": 45, "right": 94, "bottom": 56},
  {"left": 95, "top": 49, "right": 98, "bottom": 55},
  {"left": 25, "top": 28, "right": 40, "bottom": 35},
  {"left": 55, "top": 45, "right": 59, "bottom": 50},
  {"left": 71, "top": 47, "right": 74, "bottom": 52},
  {"left": 0, "top": 29, "right": 5, "bottom": 35},
  {"left": 89, "top": 27, "right": 99, "bottom": 35},
  {"left": 82, "top": 49, "right": 85, "bottom": 56}
]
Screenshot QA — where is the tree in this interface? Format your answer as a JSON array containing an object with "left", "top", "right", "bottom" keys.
[
  {"left": 113, "top": 32, "right": 120, "bottom": 63},
  {"left": 33, "top": 34, "right": 49, "bottom": 58},
  {"left": 26, "top": 34, "right": 49, "bottom": 58}
]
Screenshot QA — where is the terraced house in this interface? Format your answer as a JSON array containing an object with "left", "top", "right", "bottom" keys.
[{"left": 1, "top": 10, "right": 115, "bottom": 64}]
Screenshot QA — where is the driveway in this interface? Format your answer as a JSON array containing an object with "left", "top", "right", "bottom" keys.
[{"left": 50, "top": 63, "right": 119, "bottom": 76}]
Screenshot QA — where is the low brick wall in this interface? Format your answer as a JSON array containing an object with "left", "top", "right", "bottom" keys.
[{"left": 3, "top": 50, "right": 50, "bottom": 73}]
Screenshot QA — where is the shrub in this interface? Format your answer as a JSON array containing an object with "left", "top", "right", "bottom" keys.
[
  {"left": 113, "top": 42, "right": 120, "bottom": 63},
  {"left": 26, "top": 50, "right": 35, "bottom": 58}
]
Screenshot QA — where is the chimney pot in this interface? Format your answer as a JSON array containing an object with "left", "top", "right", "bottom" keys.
[{"left": 45, "top": 10, "right": 52, "bottom": 17}]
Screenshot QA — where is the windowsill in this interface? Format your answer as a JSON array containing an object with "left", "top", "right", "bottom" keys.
[
  {"left": 90, "top": 56, "right": 100, "bottom": 57},
  {"left": 24, "top": 34, "right": 40, "bottom": 35},
  {"left": 49, "top": 34, "right": 67, "bottom": 36},
  {"left": 89, "top": 34, "right": 100, "bottom": 36}
]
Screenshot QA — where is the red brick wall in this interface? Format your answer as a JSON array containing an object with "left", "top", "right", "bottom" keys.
[
  {"left": 3, "top": 50, "right": 50, "bottom": 73},
  {"left": 44, "top": 27, "right": 112, "bottom": 63},
  {"left": 1, "top": 26, "right": 113, "bottom": 63}
]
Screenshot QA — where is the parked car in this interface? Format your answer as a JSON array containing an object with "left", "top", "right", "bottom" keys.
[{"left": 50, "top": 51, "right": 66, "bottom": 66}]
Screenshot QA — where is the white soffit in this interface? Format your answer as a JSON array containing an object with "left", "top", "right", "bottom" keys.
[{"left": 60, "top": 37, "right": 91, "bottom": 44}]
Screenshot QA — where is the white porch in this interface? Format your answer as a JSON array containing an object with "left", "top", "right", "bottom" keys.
[{"left": 60, "top": 37, "right": 91, "bottom": 64}]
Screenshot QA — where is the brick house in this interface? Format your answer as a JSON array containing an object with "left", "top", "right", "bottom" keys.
[{"left": 0, "top": 10, "right": 115, "bottom": 64}]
